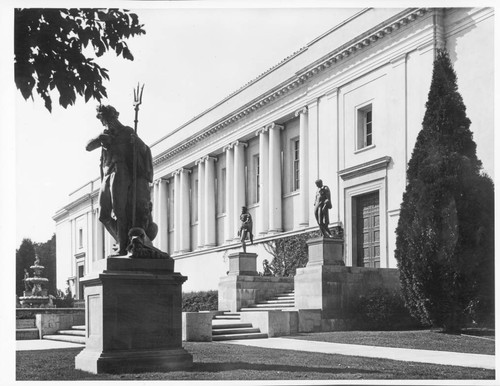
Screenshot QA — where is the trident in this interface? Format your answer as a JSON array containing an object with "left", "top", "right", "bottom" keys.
[{"left": 132, "top": 83, "right": 144, "bottom": 227}]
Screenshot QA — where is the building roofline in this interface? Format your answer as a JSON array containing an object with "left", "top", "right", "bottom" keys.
[
  {"left": 150, "top": 8, "right": 372, "bottom": 149},
  {"left": 153, "top": 7, "right": 428, "bottom": 167}
]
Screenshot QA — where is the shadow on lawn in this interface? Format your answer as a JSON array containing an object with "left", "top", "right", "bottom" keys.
[{"left": 192, "top": 361, "right": 380, "bottom": 375}]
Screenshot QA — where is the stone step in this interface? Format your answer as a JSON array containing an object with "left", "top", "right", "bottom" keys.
[
  {"left": 57, "top": 329, "right": 86, "bottom": 337},
  {"left": 212, "top": 327, "right": 260, "bottom": 335},
  {"left": 274, "top": 292, "right": 294, "bottom": 297},
  {"left": 16, "top": 328, "right": 39, "bottom": 340},
  {"left": 214, "top": 314, "right": 240, "bottom": 320},
  {"left": 243, "top": 303, "right": 295, "bottom": 309},
  {"left": 212, "top": 322, "right": 253, "bottom": 329},
  {"left": 258, "top": 299, "right": 295, "bottom": 304},
  {"left": 43, "top": 334, "right": 85, "bottom": 344},
  {"left": 212, "top": 332, "right": 268, "bottom": 341},
  {"left": 269, "top": 295, "right": 295, "bottom": 301},
  {"left": 72, "top": 325, "right": 86, "bottom": 330},
  {"left": 240, "top": 306, "right": 295, "bottom": 312}
]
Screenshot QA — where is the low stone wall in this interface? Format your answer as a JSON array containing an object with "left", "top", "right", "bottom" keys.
[
  {"left": 35, "top": 312, "right": 85, "bottom": 338},
  {"left": 16, "top": 308, "right": 84, "bottom": 319},
  {"left": 182, "top": 311, "right": 226, "bottom": 341},
  {"left": 218, "top": 275, "right": 294, "bottom": 312},
  {"left": 295, "top": 266, "right": 401, "bottom": 320}
]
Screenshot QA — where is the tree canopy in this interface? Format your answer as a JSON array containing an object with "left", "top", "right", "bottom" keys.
[
  {"left": 395, "top": 50, "right": 494, "bottom": 332},
  {"left": 15, "top": 8, "right": 145, "bottom": 112}
]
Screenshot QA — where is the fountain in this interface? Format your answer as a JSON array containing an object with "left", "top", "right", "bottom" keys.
[{"left": 19, "top": 255, "right": 51, "bottom": 308}]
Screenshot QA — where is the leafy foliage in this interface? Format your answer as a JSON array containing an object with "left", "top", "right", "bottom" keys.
[
  {"left": 15, "top": 8, "right": 145, "bottom": 111},
  {"left": 182, "top": 291, "right": 218, "bottom": 312},
  {"left": 395, "top": 50, "right": 494, "bottom": 332},
  {"left": 263, "top": 230, "right": 322, "bottom": 277},
  {"left": 351, "top": 288, "right": 422, "bottom": 331}
]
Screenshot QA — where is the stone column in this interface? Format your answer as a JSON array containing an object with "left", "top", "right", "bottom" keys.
[
  {"left": 233, "top": 141, "right": 247, "bottom": 236},
  {"left": 152, "top": 181, "right": 160, "bottom": 248},
  {"left": 94, "top": 208, "right": 105, "bottom": 260},
  {"left": 158, "top": 179, "right": 169, "bottom": 252},
  {"left": 307, "top": 99, "right": 320, "bottom": 226},
  {"left": 296, "top": 107, "right": 309, "bottom": 227},
  {"left": 224, "top": 145, "right": 234, "bottom": 242},
  {"left": 256, "top": 127, "right": 269, "bottom": 235},
  {"left": 195, "top": 159, "right": 205, "bottom": 248},
  {"left": 173, "top": 171, "right": 181, "bottom": 253},
  {"left": 204, "top": 156, "right": 217, "bottom": 247},
  {"left": 268, "top": 123, "right": 283, "bottom": 233},
  {"left": 179, "top": 168, "right": 191, "bottom": 253}
]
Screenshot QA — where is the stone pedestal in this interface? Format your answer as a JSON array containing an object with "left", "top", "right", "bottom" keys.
[
  {"left": 227, "top": 252, "right": 258, "bottom": 276},
  {"left": 295, "top": 237, "right": 345, "bottom": 319},
  {"left": 306, "top": 237, "right": 345, "bottom": 266},
  {"left": 75, "top": 257, "right": 193, "bottom": 374}
]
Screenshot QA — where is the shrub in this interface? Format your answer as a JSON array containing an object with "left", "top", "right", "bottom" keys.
[
  {"left": 263, "top": 227, "right": 342, "bottom": 277},
  {"left": 53, "top": 289, "right": 74, "bottom": 308},
  {"left": 182, "top": 291, "right": 218, "bottom": 312},
  {"left": 351, "top": 288, "right": 422, "bottom": 331}
]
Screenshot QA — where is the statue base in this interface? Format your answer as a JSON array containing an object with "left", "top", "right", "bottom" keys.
[
  {"left": 227, "top": 252, "right": 258, "bottom": 276},
  {"left": 75, "top": 257, "right": 192, "bottom": 374}
]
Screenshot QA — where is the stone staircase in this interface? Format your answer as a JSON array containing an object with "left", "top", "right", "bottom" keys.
[
  {"left": 43, "top": 325, "right": 85, "bottom": 345},
  {"left": 211, "top": 289, "right": 295, "bottom": 341},
  {"left": 37, "top": 290, "right": 296, "bottom": 344},
  {"left": 16, "top": 319, "right": 39, "bottom": 340},
  {"left": 240, "top": 290, "right": 295, "bottom": 312}
]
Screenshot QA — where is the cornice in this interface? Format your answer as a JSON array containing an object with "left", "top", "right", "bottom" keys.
[
  {"left": 153, "top": 8, "right": 429, "bottom": 167},
  {"left": 338, "top": 156, "right": 392, "bottom": 180},
  {"left": 53, "top": 189, "right": 99, "bottom": 221}
]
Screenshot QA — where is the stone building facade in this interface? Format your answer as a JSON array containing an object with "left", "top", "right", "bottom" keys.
[{"left": 53, "top": 8, "right": 494, "bottom": 296}]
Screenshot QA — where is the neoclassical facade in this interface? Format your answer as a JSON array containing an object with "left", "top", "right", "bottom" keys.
[{"left": 53, "top": 8, "right": 494, "bottom": 295}]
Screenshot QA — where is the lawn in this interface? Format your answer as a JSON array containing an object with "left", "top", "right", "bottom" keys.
[
  {"left": 285, "top": 329, "right": 495, "bottom": 355},
  {"left": 16, "top": 340, "right": 495, "bottom": 381}
]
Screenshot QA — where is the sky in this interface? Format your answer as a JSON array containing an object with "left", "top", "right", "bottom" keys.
[{"left": 10, "top": 3, "right": 365, "bottom": 248}]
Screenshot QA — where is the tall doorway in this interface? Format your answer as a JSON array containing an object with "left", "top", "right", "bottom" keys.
[{"left": 356, "top": 192, "right": 380, "bottom": 267}]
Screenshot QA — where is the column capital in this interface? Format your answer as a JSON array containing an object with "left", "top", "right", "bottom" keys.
[
  {"left": 265, "top": 122, "right": 284, "bottom": 131},
  {"left": 201, "top": 155, "right": 217, "bottom": 162},
  {"left": 294, "top": 106, "right": 308, "bottom": 117},
  {"left": 172, "top": 168, "right": 191, "bottom": 177},
  {"left": 195, "top": 158, "right": 205, "bottom": 166},
  {"left": 154, "top": 178, "right": 169, "bottom": 184},
  {"left": 255, "top": 126, "right": 269, "bottom": 136},
  {"left": 231, "top": 140, "right": 248, "bottom": 148},
  {"left": 223, "top": 143, "right": 233, "bottom": 152}
]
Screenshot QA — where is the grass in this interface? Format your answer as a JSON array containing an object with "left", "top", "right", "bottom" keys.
[
  {"left": 285, "top": 329, "right": 495, "bottom": 355},
  {"left": 16, "top": 339, "right": 495, "bottom": 381}
]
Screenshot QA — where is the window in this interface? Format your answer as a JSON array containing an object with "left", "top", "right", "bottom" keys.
[
  {"left": 170, "top": 189, "right": 175, "bottom": 229},
  {"left": 292, "top": 138, "right": 300, "bottom": 191},
  {"left": 78, "top": 228, "right": 83, "bottom": 249},
  {"left": 193, "top": 179, "right": 198, "bottom": 222},
  {"left": 254, "top": 155, "right": 260, "bottom": 203},
  {"left": 219, "top": 168, "right": 226, "bottom": 214},
  {"left": 357, "top": 104, "right": 373, "bottom": 150}
]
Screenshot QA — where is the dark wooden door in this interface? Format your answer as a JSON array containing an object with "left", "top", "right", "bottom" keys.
[{"left": 356, "top": 192, "right": 380, "bottom": 267}]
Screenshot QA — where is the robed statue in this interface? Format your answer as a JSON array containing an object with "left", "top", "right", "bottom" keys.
[{"left": 86, "top": 104, "right": 158, "bottom": 256}]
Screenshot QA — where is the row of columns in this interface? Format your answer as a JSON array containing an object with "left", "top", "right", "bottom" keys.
[{"left": 150, "top": 106, "right": 311, "bottom": 254}]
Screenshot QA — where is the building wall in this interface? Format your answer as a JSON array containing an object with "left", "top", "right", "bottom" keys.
[{"left": 54, "top": 8, "right": 494, "bottom": 293}]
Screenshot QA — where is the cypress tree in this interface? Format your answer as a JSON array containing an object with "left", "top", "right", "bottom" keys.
[{"left": 395, "top": 50, "right": 494, "bottom": 332}]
